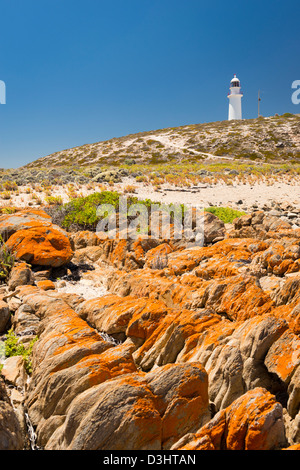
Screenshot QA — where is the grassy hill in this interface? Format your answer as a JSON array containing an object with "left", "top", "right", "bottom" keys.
[{"left": 23, "top": 114, "right": 300, "bottom": 169}]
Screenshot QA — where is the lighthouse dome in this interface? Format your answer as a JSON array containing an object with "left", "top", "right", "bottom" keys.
[{"left": 230, "top": 75, "right": 240, "bottom": 87}]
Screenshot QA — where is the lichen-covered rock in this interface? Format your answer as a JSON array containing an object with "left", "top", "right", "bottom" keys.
[
  {"left": 172, "top": 388, "right": 287, "bottom": 450},
  {"left": 36, "top": 280, "right": 56, "bottom": 291},
  {"left": 0, "top": 209, "right": 52, "bottom": 241},
  {"left": 6, "top": 215, "right": 300, "bottom": 450},
  {"left": 6, "top": 225, "right": 73, "bottom": 268},
  {"left": 77, "top": 294, "right": 170, "bottom": 343},
  {"left": 1, "top": 209, "right": 73, "bottom": 268},
  {"left": 44, "top": 363, "right": 209, "bottom": 450},
  {"left": 264, "top": 330, "right": 300, "bottom": 386}
]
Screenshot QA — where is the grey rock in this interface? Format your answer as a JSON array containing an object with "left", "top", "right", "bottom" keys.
[{"left": 0, "top": 301, "right": 10, "bottom": 334}]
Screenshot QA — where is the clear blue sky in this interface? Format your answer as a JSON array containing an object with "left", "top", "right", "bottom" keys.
[{"left": 0, "top": 0, "right": 299, "bottom": 168}]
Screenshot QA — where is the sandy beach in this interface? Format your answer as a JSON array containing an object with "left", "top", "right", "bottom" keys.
[{"left": 123, "top": 180, "right": 300, "bottom": 209}]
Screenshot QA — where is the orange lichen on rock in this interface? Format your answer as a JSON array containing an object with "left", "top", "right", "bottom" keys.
[
  {"left": 173, "top": 388, "right": 287, "bottom": 450},
  {"left": 0, "top": 208, "right": 52, "bottom": 239},
  {"left": 6, "top": 209, "right": 300, "bottom": 450},
  {"left": 42, "top": 362, "right": 210, "bottom": 450},
  {"left": 6, "top": 225, "right": 73, "bottom": 267},
  {"left": 144, "top": 242, "right": 174, "bottom": 268},
  {"left": 77, "top": 294, "right": 169, "bottom": 339},
  {"left": 132, "top": 307, "right": 222, "bottom": 370},
  {"left": 36, "top": 280, "right": 56, "bottom": 291},
  {"left": 264, "top": 330, "right": 300, "bottom": 385},
  {"left": 74, "top": 341, "right": 138, "bottom": 387},
  {"left": 177, "top": 320, "right": 237, "bottom": 363}
]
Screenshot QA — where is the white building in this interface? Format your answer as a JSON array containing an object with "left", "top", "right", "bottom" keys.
[{"left": 228, "top": 74, "right": 243, "bottom": 120}]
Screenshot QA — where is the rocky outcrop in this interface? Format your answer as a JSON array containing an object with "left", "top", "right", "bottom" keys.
[
  {"left": 0, "top": 209, "right": 299, "bottom": 450},
  {"left": 4, "top": 286, "right": 209, "bottom": 450},
  {"left": 229, "top": 210, "right": 298, "bottom": 240},
  {"left": 45, "top": 363, "right": 209, "bottom": 450}
]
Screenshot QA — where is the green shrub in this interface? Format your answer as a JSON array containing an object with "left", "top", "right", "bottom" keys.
[
  {"left": 54, "top": 191, "right": 155, "bottom": 231},
  {"left": 47, "top": 190, "right": 182, "bottom": 232},
  {"left": 205, "top": 206, "right": 246, "bottom": 223},
  {"left": 4, "top": 329, "right": 38, "bottom": 375},
  {"left": 62, "top": 191, "right": 122, "bottom": 230}
]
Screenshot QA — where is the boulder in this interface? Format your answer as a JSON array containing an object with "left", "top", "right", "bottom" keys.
[
  {"left": 1, "top": 356, "right": 27, "bottom": 389},
  {"left": 12, "top": 303, "right": 40, "bottom": 337},
  {"left": 36, "top": 280, "right": 56, "bottom": 291},
  {"left": 6, "top": 225, "right": 73, "bottom": 268},
  {"left": 1, "top": 209, "right": 73, "bottom": 268},
  {"left": 264, "top": 330, "right": 300, "bottom": 386},
  {"left": 230, "top": 211, "right": 293, "bottom": 240},
  {"left": 8, "top": 262, "right": 35, "bottom": 291},
  {"left": 287, "top": 366, "right": 300, "bottom": 419}
]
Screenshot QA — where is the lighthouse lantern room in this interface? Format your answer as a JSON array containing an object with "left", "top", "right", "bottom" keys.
[{"left": 228, "top": 74, "right": 243, "bottom": 120}]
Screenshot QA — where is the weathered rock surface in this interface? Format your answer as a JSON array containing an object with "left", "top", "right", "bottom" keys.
[
  {"left": 171, "top": 388, "right": 287, "bottom": 450},
  {"left": 8, "top": 262, "right": 35, "bottom": 291},
  {"left": 6, "top": 226, "right": 73, "bottom": 268},
  {"left": 0, "top": 300, "right": 10, "bottom": 333},
  {"left": 0, "top": 377, "right": 24, "bottom": 450},
  {"left": 45, "top": 363, "right": 209, "bottom": 450}
]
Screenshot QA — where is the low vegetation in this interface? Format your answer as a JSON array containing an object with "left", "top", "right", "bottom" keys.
[
  {"left": 3, "top": 329, "right": 38, "bottom": 374},
  {"left": 0, "top": 235, "right": 15, "bottom": 283},
  {"left": 204, "top": 207, "right": 246, "bottom": 223},
  {"left": 45, "top": 191, "right": 157, "bottom": 231},
  {"left": 44, "top": 188, "right": 247, "bottom": 235},
  {"left": 21, "top": 114, "right": 300, "bottom": 169}
]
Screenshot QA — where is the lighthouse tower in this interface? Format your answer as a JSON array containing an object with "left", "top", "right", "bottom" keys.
[{"left": 228, "top": 74, "right": 243, "bottom": 120}]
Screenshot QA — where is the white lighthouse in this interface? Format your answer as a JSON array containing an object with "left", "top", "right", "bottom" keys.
[{"left": 228, "top": 74, "right": 243, "bottom": 120}]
